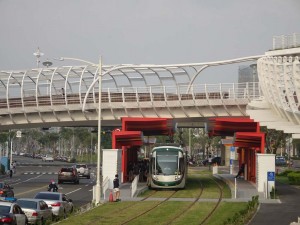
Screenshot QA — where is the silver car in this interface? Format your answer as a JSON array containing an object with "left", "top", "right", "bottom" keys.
[
  {"left": 0, "top": 200, "right": 28, "bottom": 225},
  {"left": 16, "top": 198, "right": 53, "bottom": 225},
  {"left": 33, "top": 192, "right": 73, "bottom": 220}
]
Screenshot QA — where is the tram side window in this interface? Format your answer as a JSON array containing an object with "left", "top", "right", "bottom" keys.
[
  {"left": 151, "top": 157, "right": 162, "bottom": 175},
  {"left": 178, "top": 157, "right": 184, "bottom": 175}
]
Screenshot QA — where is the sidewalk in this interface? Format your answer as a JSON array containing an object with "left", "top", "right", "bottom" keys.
[
  {"left": 215, "top": 173, "right": 280, "bottom": 203},
  {"left": 103, "top": 181, "right": 148, "bottom": 202},
  {"left": 212, "top": 165, "right": 281, "bottom": 203}
]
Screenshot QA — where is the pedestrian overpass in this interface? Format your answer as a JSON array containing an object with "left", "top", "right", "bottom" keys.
[{"left": 0, "top": 33, "right": 300, "bottom": 139}]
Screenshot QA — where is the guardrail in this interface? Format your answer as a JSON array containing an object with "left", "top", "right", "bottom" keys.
[
  {"left": 273, "top": 33, "right": 300, "bottom": 50},
  {"left": 0, "top": 82, "right": 261, "bottom": 110}
]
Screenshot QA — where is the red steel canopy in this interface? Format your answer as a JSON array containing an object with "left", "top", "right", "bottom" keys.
[
  {"left": 112, "top": 117, "right": 175, "bottom": 149},
  {"left": 122, "top": 117, "right": 175, "bottom": 136},
  {"left": 208, "top": 117, "right": 259, "bottom": 137},
  {"left": 233, "top": 132, "right": 265, "bottom": 152},
  {"left": 112, "top": 131, "right": 143, "bottom": 149}
]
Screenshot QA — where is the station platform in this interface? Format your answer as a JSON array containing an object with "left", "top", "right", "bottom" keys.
[{"left": 103, "top": 167, "right": 280, "bottom": 204}]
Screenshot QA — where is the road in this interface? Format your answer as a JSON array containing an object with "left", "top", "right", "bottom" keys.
[{"left": 3, "top": 156, "right": 95, "bottom": 208}]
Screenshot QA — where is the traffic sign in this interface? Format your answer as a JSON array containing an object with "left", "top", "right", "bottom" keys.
[{"left": 267, "top": 171, "right": 275, "bottom": 181}]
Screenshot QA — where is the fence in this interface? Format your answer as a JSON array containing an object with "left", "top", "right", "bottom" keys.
[{"left": 273, "top": 33, "right": 300, "bottom": 50}]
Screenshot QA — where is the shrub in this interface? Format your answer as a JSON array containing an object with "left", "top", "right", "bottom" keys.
[
  {"left": 223, "top": 195, "right": 259, "bottom": 225},
  {"left": 278, "top": 169, "right": 293, "bottom": 176},
  {"left": 287, "top": 171, "right": 300, "bottom": 185}
]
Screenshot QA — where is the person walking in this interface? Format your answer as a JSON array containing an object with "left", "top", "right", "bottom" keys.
[
  {"left": 12, "top": 161, "right": 16, "bottom": 174},
  {"left": 9, "top": 169, "right": 13, "bottom": 178},
  {"left": 235, "top": 163, "right": 245, "bottom": 179},
  {"left": 113, "top": 174, "right": 121, "bottom": 202}
]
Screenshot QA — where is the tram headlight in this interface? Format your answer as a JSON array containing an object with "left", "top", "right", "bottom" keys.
[
  {"left": 153, "top": 175, "right": 158, "bottom": 180},
  {"left": 175, "top": 175, "right": 182, "bottom": 180}
]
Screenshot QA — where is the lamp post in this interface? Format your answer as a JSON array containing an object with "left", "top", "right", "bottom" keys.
[
  {"left": 96, "top": 57, "right": 102, "bottom": 204},
  {"left": 9, "top": 130, "right": 22, "bottom": 166},
  {"left": 53, "top": 56, "right": 103, "bottom": 204}
]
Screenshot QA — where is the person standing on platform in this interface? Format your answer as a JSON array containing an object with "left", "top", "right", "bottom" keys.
[
  {"left": 113, "top": 174, "right": 121, "bottom": 202},
  {"left": 235, "top": 163, "right": 245, "bottom": 179}
]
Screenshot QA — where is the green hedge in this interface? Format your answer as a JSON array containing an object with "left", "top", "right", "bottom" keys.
[
  {"left": 287, "top": 171, "right": 300, "bottom": 185},
  {"left": 278, "top": 169, "right": 293, "bottom": 177},
  {"left": 223, "top": 195, "right": 259, "bottom": 225}
]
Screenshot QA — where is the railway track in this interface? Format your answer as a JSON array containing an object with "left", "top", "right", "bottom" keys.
[
  {"left": 163, "top": 177, "right": 204, "bottom": 225},
  {"left": 120, "top": 190, "right": 178, "bottom": 225},
  {"left": 198, "top": 176, "right": 225, "bottom": 225},
  {"left": 86, "top": 173, "right": 227, "bottom": 225}
]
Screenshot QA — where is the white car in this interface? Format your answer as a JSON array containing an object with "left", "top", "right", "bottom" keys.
[
  {"left": 0, "top": 200, "right": 28, "bottom": 225},
  {"left": 75, "top": 164, "right": 91, "bottom": 179},
  {"left": 33, "top": 192, "right": 73, "bottom": 220},
  {"left": 16, "top": 198, "right": 53, "bottom": 225},
  {"left": 42, "top": 156, "right": 54, "bottom": 162}
]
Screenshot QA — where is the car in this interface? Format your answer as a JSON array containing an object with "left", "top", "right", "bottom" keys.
[
  {"left": 58, "top": 167, "right": 79, "bottom": 184},
  {"left": 33, "top": 192, "right": 73, "bottom": 220},
  {"left": 42, "top": 155, "right": 54, "bottom": 162},
  {"left": 275, "top": 156, "right": 287, "bottom": 166},
  {"left": 16, "top": 198, "right": 53, "bottom": 225},
  {"left": 202, "top": 157, "right": 222, "bottom": 166},
  {"left": 0, "top": 200, "right": 28, "bottom": 225},
  {"left": 0, "top": 212, "right": 17, "bottom": 225},
  {"left": 211, "top": 156, "right": 222, "bottom": 165},
  {"left": 0, "top": 183, "right": 14, "bottom": 197},
  {"left": 75, "top": 164, "right": 91, "bottom": 179}
]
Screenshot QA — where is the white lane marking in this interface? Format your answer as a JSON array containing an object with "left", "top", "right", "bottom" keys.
[
  {"left": 85, "top": 184, "right": 89, "bottom": 187},
  {"left": 66, "top": 188, "right": 82, "bottom": 195},
  {"left": 13, "top": 174, "right": 43, "bottom": 185},
  {"left": 89, "top": 189, "right": 93, "bottom": 191}
]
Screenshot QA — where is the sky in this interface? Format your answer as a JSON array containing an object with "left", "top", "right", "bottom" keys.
[{"left": 0, "top": 0, "right": 299, "bottom": 83}]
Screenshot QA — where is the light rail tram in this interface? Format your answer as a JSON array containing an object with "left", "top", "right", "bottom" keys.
[{"left": 148, "top": 145, "right": 187, "bottom": 189}]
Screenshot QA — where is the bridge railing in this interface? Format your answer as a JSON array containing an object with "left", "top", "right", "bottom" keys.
[
  {"left": 272, "top": 33, "right": 300, "bottom": 50},
  {"left": 0, "top": 82, "right": 261, "bottom": 110}
]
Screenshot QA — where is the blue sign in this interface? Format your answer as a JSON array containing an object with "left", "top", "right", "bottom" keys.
[
  {"left": 267, "top": 171, "right": 275, "bottom": 181},
  {"left": 230, "top": 146, "right": 235, "bottom": 152}
]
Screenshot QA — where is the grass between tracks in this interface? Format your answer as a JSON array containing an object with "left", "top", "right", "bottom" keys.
[{"left": 57, "top": 168, "right": 249, "bottom": 225}]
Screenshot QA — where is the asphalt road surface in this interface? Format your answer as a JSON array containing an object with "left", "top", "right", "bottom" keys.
[{"left": 3, "top": 155, "right": 95, "bottom": 208}]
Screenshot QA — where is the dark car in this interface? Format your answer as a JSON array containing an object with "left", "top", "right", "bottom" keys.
[
  {"left": 211, "top": 157, "right": 222, "bottom": 165},
  {"left": 275, "top": 156, "right": 287, "bottom": 166},
  {"left": 0, "top": 183, "right": 14, "bottom": 197},
  {"left": 58, "top": 167, "right": 79, "bottom": 184},
  {"left": 0, "top": 212, "right": 17, "bottom": 225},
  {"left": 202, "top": 157, "right": 222, "bottom": 166}
]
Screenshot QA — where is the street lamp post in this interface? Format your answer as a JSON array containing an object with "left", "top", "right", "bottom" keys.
[
  {"left": 52, "top": 56, "right": 103, "bottom": 204},
  {"left": 9, "top": 130, "right": 22, "bottom": 166},
  {"left": 96, "top": 57, "right": 102, "bottom": 204}
]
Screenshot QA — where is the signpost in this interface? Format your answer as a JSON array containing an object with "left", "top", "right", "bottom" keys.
[
  {"left": 267, "top": 171, "right": 275, "bottom": 199},
  {"left": 230, "top": 146, "right": 235, "bottom": 174}
]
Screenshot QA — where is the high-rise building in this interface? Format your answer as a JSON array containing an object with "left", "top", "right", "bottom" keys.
[{"left": 238, "top": 65, "right": 258, "bottom": 83}]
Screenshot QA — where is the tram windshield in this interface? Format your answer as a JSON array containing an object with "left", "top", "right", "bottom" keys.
[{"left": 155, "top": 151, "right": 179, "bottom": 175}]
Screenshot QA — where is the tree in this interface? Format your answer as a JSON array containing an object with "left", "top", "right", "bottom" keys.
[{"left": 262, "top": 127, "right": 288, "bottom": 154}]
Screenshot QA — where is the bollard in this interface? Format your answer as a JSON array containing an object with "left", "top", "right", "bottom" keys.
[{"left": 109, "top": 190, "right": 114, "bottom": 202}]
